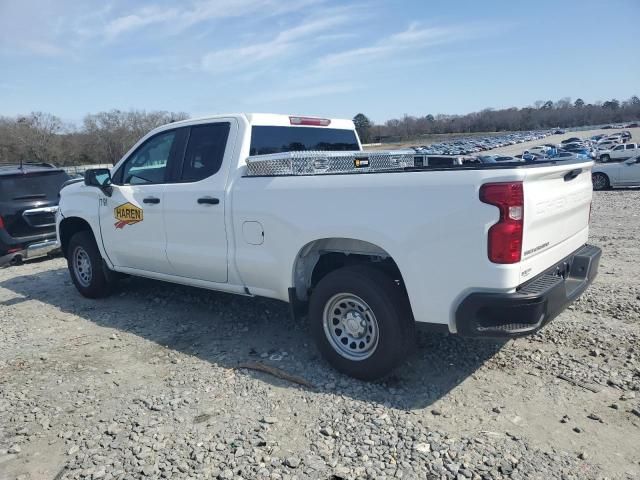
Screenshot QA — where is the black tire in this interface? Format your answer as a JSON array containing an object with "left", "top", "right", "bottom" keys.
[
  {"left": 67, "top": 231, "right": 116, "bottom": 298},
  {"left": 309, "top": 265, "right": 415, "bottom": 380},
  {"left": 600, "top": 154, "right": 610, "bottom": 162},
  {"left": 592, "top": 172, "right": 610, "bottom": 191}
]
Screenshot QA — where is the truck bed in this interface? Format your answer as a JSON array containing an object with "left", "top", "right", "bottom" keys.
[{"left": 244, "top": 150, "right": 591, "bottom": 177}]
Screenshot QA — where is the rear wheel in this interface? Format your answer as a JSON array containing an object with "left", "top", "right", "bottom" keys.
[
  {"left": 67, "top": 231, "right": 116, "bottom": 298},
  {"left": 592, "top": 172, "right": 610, "bottom": 191},
  {"left": 309, "top": 265, "right": 414, "bottom": 380},
  {"left": 600, "top": 154, "right": 610, "bottom": 162}
]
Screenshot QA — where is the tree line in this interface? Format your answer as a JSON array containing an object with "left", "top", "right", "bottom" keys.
[
  {"left": 353, "top": 96, "right": 640, "bottom": 143},
  {"left": 1, "top": 97, "right": 639, "bottom": 166},
  {"left": 0, "top": 110, "right": 188, "bottom": 166}
]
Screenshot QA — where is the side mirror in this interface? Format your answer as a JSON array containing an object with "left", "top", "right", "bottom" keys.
[{"left": 84, "top": 168, "right": 113, "bottom": 196}]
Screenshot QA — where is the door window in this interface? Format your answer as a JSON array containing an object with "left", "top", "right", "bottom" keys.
[
  {"left": 116, "top": 130, "right": 177, "bottom": 185},
  {"left": 626, "top": 144, "right": 636, "bottom": 150},
  {"left": 613, "top": 145, "right": 624, "bottom": 151},
  {"left": 180, "top": 123, "right": 231, "bottom": 182}
]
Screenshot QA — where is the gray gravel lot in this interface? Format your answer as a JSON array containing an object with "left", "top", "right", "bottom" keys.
[{"left": 1, "top": 190, "right": 639, "bottom": 480}]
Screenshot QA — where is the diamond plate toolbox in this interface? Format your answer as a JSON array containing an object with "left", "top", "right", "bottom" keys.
[{"left": 244, "top": 150, "right": 417, "bottom": 176}]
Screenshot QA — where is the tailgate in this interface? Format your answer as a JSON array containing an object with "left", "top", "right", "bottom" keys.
[{"left": 520, "top": 161, "right": 593, "bottom": 280}]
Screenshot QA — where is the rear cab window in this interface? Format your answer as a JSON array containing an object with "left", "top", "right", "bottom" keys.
[
  {"left": 249, "top": 126, "right": 360, "bottom": 156},
  {"left": 0, "top": 170, "right": 70, "bottom": 202}
]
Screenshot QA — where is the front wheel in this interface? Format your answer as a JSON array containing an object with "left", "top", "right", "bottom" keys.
[
  {"left": 67, "top": 231, "right": 116, "bottom": 298},
  {"left": 592, "top": 172, "right": 610, "bottom": 191},
  {"left": 600, "top": 154, "right": 610, "bottom": 163},
  {"left": 309, "top": 265, "right": 415, "bottom": 380}
]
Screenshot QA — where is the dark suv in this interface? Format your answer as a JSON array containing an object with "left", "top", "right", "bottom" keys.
[{"left": 0, "top": 163, "right": 71, "bottom": 267}]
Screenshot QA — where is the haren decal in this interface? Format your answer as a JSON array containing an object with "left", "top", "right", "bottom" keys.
[{"left": 114, "top": 202, "right": 143, "bottom": 229}]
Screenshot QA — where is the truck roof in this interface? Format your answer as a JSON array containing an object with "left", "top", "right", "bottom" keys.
[{"left": 160, "top": 113, "right": 355, "bottom": 131}]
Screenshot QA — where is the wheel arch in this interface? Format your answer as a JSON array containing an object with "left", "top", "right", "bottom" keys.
[
  {"left": 291, "top": 237, "right": 409, "bottom": 307},
  {"left": 59, "top": 217, "right": 95, "bottom": 258}
]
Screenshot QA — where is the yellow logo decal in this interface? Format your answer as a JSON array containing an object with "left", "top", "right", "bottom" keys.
[{"left": 114, "top": 202, "right": 143, "bottom": 229}]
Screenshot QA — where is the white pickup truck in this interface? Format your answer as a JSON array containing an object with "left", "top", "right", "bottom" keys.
[
  {"left": 598, "top": 143, "right": 638, "bottom": 162},
  {"left": 56, "top": 114, "right": 601, "bottom": 380}
]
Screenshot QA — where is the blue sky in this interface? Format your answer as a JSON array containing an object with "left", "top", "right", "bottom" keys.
[{"left": 0, "top": 0, "right": 639, "bottom": 124}]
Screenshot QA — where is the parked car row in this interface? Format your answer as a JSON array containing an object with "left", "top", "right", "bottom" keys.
[{"left": 411, "top": 130, "right": 552, "bottom": 155}]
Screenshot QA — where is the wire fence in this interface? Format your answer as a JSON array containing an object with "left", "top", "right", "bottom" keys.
[{"left": 61, "top": 164, "right": 112, "bottom": 177}]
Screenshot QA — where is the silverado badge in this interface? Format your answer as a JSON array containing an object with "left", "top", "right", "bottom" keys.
[{"left": 114, "top": 202, "right": 143, "bottom": 229}]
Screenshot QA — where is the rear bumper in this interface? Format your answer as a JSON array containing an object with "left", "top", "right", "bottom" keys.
[
  {"left": 455, "top": 244, "right": 601, "bottom": 338},
  {"left": 0, "top": 239, "right": 60, "bottom": 268}
]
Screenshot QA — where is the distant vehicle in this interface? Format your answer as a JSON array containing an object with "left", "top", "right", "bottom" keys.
[
  {"left": 553, "top": 129, "right": 565, "bottom": 134},
  {"left": 561, "top": 137, "right": 581, "bottom": 144},
  {"left": 529, "top": 146, "right": 551, "bottom": 155},
  {"left": 1, "top": 162, "right": 70, "bottom": 267},
  {"left": 476, "top": 155, "right": 521, "bottom": 163},
  {"left": 598, "top": 143, "right": 638, "bottom": 162},
  {"left": 626, "top": 123, "right": 638, "bottom": 128},
  {"left": 592, "top": 155, "right": 640, "bottom": 190},
  {"left": 551, "top": 152, "right": 579, "bottom": 160},
  {"left": 604, "top": 134, "right": 623, "bottom": 142},
  {"left": 602, "top": 125, "right": 613, "bottom": 129},
  {"left": 562, "top": 143, "right": 585, "bottom": 151}
]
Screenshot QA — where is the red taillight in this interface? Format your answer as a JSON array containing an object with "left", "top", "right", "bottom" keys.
[
  {"left": 0, "top": 216, "right": 4, "bottom": 230},
  {"left": 289, "top": 116, "right": 331, "bottom": 126},
  {"left": 480, "top": 182, "right": 524, "bottom": 264}
]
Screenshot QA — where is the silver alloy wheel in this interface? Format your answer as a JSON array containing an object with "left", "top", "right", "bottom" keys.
[
  {"left": 593, "top": 173, "right": 607, "bottom": 190},
  {"left": 73, "top": 246, "right": 92, "bottom": 288},
  {"left": 322, "top": 293, "right": 379, "bottom": 361}
]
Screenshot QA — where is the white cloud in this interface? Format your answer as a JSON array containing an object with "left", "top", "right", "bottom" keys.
[
  {"left": 200, "top": 13, "right": 351, "bottom": 74},
  {"left": 315, "top": 23, "right": 463, "bottom": 69},
  {"left": 102, "top": 0, "right": 320, "bottom": 40},
  {"left": 248, "top": 83, "right": 356, "bottom": 103},
  {"left": 104, "top": 7, "right": 180, "bottom": 39}
]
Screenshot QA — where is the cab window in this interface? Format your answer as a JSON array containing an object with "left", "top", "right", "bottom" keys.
[
  {"left": 115, "top": 130, "right": 177, "bottom": 185},
  {"left": 180, "top": 123, "right": 230, "bottom": 182}
]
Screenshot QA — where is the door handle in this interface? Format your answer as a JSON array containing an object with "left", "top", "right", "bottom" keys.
[
  {"left": 197, "top": 197, "right": 220, "bottom": 205},
  {"left": 564, "top": 169, "right": 582, "bottom": 181},
  {"left": 143, "top": 197, "right": 160, "bottom": 204}
]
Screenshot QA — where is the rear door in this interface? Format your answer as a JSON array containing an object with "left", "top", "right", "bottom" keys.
[
  {"left": 519, "top": 161, "right": 593, "bottom": 279},
  {"left": 100, "top": 128, "right": 184, "bottom": 273},
  {"left": 163, "top": 119, "right": 237, "bottom": 283},
  {"left": 620, "top": 155, "right": 640, "bottom": 185}
]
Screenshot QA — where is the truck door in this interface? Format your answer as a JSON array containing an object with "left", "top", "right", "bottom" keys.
[
  {"left": 99, "top": 128, "right": 182, "bottom": 274},
  {"left": 611, "top": 144, "right": 625, "bottom": 159},
  {"left": 163, "top": 119, "right": 238, "bottom": 283},
  {"left": 621, "top": 156, "right": 640, "bottom": 185}
]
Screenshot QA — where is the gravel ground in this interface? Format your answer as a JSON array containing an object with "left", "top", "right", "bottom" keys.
[{"left": 1, "top": 191, "right": 639, "bottom": 480}]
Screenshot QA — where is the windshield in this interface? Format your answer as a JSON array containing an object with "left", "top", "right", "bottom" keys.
[
  {"left": 0, "top": 170, "right": 70, "bottom": 202},
  {"left": 249, "top": 126, "right": 360, "bottom": 155}
]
